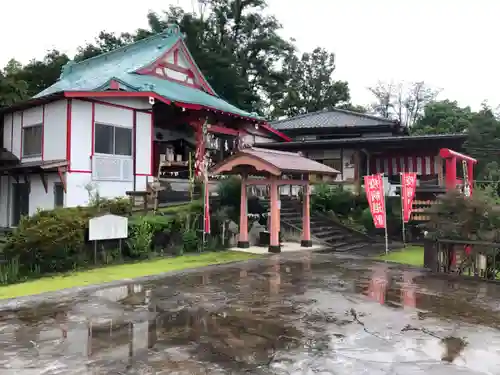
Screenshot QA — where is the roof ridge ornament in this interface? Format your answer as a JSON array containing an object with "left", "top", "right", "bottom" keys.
[
  {"left": 163, "top": 24, "right": 181, "bottom": 37},
  {"left": 59, "top": 61, "right": 75, "bottom": 79}
]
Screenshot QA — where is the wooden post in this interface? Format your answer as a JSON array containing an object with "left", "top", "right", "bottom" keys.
[
  {"left": 269, "top": 176, "right": 280, "bottom": 253},
  {"left": 354, "top": 150, "right": 361, "bottom": 195},
  {"left": 301, "top": 183, "right": 312, "bottom": 247},
  {"left": 238, "top": 175, "right": 249, "bottom": 248}
]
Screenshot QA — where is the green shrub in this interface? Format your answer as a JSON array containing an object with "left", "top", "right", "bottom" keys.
[
  {"left": 360, "top": 207, "right": 375, "bottom": 232},
  {"left": 311, "top": 183, "right": 356, "bottom": 217},
  {"left": 182, "top": 230, "right": 199, "bottom": 253},
  {"left": 423, "top": 190, "right": 500, "bottom": 241},
  {"left": 101, "top": 198, "right": 132, "bottom": 215},
  {"left": 4, "top": 207, "right": 93, "bottom": 274},
  {"left": 127, "top": 217, "right": 153, "bottom": 258}
]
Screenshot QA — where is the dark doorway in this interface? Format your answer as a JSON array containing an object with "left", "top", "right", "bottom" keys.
[{"left": 12, "top": 183, "right": 29, "bottom": 226}]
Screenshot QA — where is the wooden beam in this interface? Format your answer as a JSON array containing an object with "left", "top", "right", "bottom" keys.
[
  {"left": 57, "top": 167, "right": 67, "bottom": 193},
  {"left": 208, "top": 125, "right": 241, "bottom": 136},
  {"left": 157, "top": 62, "right": 196, "bottom": 78}
]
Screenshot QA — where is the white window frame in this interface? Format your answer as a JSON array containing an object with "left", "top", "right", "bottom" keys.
[
  {"left": 93, "top": 122, "right": 133, "bottom": 157},
  {"left": 22, "top": 123, "right": 43, "bottom": 158},
  {"left": 92, "top": 122, "right": 134, "bottom": 182}
]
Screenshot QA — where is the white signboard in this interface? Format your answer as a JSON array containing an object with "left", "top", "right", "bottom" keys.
[{"left": 89, "top": 214, "right": 128, "bottom": 241}]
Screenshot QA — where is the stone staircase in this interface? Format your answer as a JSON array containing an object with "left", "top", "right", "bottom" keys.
[{"left": 262, "top": 197, "right": 377, "bottom": 254}]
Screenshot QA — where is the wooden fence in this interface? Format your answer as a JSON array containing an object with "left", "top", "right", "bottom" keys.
[{"left": 424, "top": 239, "right": 500, "bottom": 280}]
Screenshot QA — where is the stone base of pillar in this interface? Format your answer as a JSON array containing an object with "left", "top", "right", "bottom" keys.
[
  {"left": 300, "top": 240, "right": 313, "bottom": 248},
  {"left": 237, "top": 241, "right": 250, "bottom": 248},
  {"left": 268, "top": 245, "right": 281, "bottom": 253}
]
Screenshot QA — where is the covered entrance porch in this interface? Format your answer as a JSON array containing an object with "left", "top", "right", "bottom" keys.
[{"left": 210, "top": 147, "right": 339, "bottom": 253}]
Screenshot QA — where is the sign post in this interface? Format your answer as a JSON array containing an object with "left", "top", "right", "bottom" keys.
[
  {"left": 400, "top": 172, "right": 417, "bottom": 247},
  {"left": 364, "top": 174, "right": 388, "bottom": 254}
]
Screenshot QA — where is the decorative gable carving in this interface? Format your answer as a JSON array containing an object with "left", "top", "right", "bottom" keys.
[{"left": 136, "top": 41, "right": 214, "bottom": 95}]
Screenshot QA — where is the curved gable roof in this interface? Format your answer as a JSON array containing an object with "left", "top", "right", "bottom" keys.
[
  {"left": 211, "top": 147, "right": 339, "bottom": 176},
  {"left": 36, "top": 26, "right": 183, "bottom": 98}
]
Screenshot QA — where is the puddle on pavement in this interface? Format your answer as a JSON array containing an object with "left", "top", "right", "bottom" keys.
[{"left": 0, "top": 252, "right": 500, "bottom": 374}]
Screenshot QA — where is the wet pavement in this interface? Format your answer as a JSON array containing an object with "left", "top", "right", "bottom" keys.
[{"left": 0, "top": 251, "right": 499, "bottom": 374}]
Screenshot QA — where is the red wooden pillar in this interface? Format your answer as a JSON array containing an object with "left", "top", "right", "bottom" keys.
[
  {"left": 269, "top": 176, "right": 281, "bottom": 253},
  {"left": 301, "top": 184, "right": 312, "bottom": 247},
  {"left": 445, "top": 157, "right": 457, "bottom": 191},
  {"left": 238, "top": 176, "right": 249, "bottom": 248}
]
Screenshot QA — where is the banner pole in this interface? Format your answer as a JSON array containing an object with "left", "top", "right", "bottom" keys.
[
  {"left": 400, "top": 173, "right": 406, "bottom": 248},
  {"left": 382, "top": 174, "right": 389, "bottom": 255}
]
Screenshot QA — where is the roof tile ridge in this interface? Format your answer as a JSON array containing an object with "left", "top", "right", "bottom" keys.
[
  {"left": 331, "top": 107, "right": 397, "bottom": 123},
  {"left": 249, "top": 147, "right": 299, "bottom": 156},
  {"left": 270, "top": 110, "right": 328, "bottom": 125}
]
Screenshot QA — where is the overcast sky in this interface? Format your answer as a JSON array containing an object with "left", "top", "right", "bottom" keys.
[{"left": 1, "top": 0, "right": 498, "bottom": 109}]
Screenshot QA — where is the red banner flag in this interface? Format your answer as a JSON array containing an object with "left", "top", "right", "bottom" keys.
[
  {"left": 401, "top": 172, "right": 417, "bottom": 223},
  {"left": 364, "top": 174, "right": 386, "bottom": 229}
]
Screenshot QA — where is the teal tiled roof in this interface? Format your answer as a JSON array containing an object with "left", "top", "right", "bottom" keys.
[
  {"left": 34, "top": 25, "right": 262, "bottom": 121},
  {"left": 122, "top": 74, "right": 262, "bottom": 119}
]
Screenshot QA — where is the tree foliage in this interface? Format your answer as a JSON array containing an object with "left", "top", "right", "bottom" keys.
[
  {"left": 0, "top": 0, "right": 363, "bottom": 118},
  {"left": 465, "top": 104, "right": 500, "bottom": 180},
  {"left": 411, "top": 100, "right": 473, "bottom": 135},
  {"left": 423, "top": 190, "right": 500, "bottom": 242},
  {"left": 271, "top": 47, "right": 351, "bottom": 118}
]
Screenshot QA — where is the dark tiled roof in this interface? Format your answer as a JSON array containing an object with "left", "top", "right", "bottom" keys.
[
  {"left": 243, "top": 148, "right": 339, "bottom": 175},
  {"left": 271, "top": 108, "right": 398, "bottom": 130}
]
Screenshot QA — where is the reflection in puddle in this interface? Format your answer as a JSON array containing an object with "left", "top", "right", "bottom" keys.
[{"left": 0, "top": 252, "right": 499, "bottom": 374}]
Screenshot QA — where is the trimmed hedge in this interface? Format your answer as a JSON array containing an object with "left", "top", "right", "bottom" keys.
[{"left": 0, "top": 199, "right": 218, "bottom": 285}]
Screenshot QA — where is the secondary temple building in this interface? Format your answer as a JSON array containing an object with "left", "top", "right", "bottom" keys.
[
  {"left": 260, "top": 109, "right": 468, "bottom": 194},
  {"left": 259, "top": 109, "right": 471, "bottom": 221},
  {"left": 0, "top": 25, "right": 288, "bottom": 227}
]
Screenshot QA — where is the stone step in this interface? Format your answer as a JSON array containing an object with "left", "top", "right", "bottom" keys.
[
  {"left": 284, "top": 218, "right": 302, "bottom": 225},
  {"left": 313, "top": 231, "right": 346, "bottom": 240},
  {"left": 335, "top": 242, "right": 369, "bottom": 252}
]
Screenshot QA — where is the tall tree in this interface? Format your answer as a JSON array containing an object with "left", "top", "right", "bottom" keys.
[
  {"left": 70, "top": 2, "right": 295, "bottom": 114},
  {"left": 411, "top": 100, "right": 473, "bottom": 135},
  {"left": 4, "top": 50, "right": 70, "bottom": 99},
  {"left": 368, "top": 80, "right": 439, "bottom": 127},
  {"left": 465, "top": 103, "right": 500, "bottom": 180},
  {"left": 271, "top": 47, "right": 350, "bottom": 118},
  {"left": 75, "top": 31, "right": 135, "bottom": 62},
  {"left": 0, "top": 60, "right": 28, "bottom": 106}
]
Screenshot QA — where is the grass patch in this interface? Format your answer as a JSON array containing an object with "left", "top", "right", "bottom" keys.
[
  {"left": 375, "top": 245, "right": 424, "bottom": 266},
  {"left": 0, "top": 251, "right": 260, "bottom": 300}
]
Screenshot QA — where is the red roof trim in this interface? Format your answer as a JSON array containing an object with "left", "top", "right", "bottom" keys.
[
  {"left": 63, "top": 91, "right": 171, "bottom": 105},
  {"left": 260, "top": 123, "right": 291, "bottom": 142},
  {"left": 2, "top": 91, "right": 290, "bottom": 142}
]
